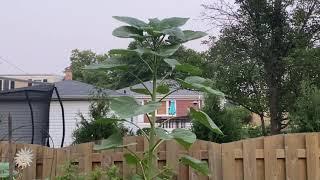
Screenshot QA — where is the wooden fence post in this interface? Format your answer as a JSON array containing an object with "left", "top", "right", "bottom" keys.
[{"left": 8, "top": 113, "right": 14, "bottom": 180}]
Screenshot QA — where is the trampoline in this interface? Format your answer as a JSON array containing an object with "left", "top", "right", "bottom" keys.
[{"left": 0, "top": 82, "right": 65, "bottom": 147}]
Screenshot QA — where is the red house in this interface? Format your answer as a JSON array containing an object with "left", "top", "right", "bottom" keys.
[{"left": 117, "top": 80, "right": 204, "bottom": 132}]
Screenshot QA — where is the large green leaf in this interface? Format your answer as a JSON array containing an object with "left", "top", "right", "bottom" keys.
[
  {"left": 112, "top": 26, "right": 143, "bottom": 38},
  {"left": 157, "top": 84, "right": 170, "bottom": 94},
  {"left": 176, "top": 64, "right": 203, "bottom": 76},
  {"left": 0, "top": 162, "right": 9, "bottom": 178},
  {"left": 130, "top": 87, "right": 151, "bottom": 95},
  {"left": 131, "top": 175, "right": 144, "bottom": 180},
  {"left": 160, "top": 17, "right": 189, "bottom": 29},
  {"left": 182, "top": 30, "right": 207, "bottom": 42},
  {"left": 155, "top": 128, "right": 173, "bottom": 140},
  {"left": 94, "top": 134, "right": 126, "bottom": 150},
  {"left": 110, "top": 96, "right": 161, "bottom": 119},
  {"left": 189, "top": 107, "right": 223, "bottom": 135},
  {"left": 171, "top": 128, "right": 196, "bottom": 149},
  {"left": 161, "top": 27, "right": 185, "bottom": 40},
  {"left": 131, "top": 44, "right": 180, "bottom": 57},
  {"left": 113, "top": 16, "right": 148, "bottom": 28},
  {"left": 108, "top": 49, "right": 137, "bottom": 56},
  {"left": 180, "top": 155, "right": 209, "bottom": 176},
  {"left": 178, "top": 76, "right": 224, "bottom": 96},
  {"left": 163, "top": 59, "right": 202, "bottom": 75},
  {"left": 84, "top": 58, "right": 128, "bottom": 70},
  {"left": 157, "top": 44, "right": 180, "bottom": 57},
  {"left": 164, "top": 58, "right": 181, "bottom": 70},
  {"left": 124, "top": 153, "right": 140, "bottom": 165}
]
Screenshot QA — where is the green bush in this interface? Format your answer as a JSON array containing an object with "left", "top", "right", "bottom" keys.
[
  {"left": 72, "top": 93, "right": 132, "bottom": 144},
  {"left": 289, "top": 83, "right": 320, "bottom": 132},
  {"left": 192, "top": 95, "right": 253, "bottom": 143},
  {"left": 72, "top": 117, "right": 130, "bottom": 144}
]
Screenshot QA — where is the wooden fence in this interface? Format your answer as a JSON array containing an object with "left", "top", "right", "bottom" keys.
[{"left": 1, "top": 133, "right": 320, "bottom": 179}]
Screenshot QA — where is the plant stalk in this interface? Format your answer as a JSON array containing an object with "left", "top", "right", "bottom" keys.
[{"left": 147, "top": 53, "right": 158, "bottom": 179}]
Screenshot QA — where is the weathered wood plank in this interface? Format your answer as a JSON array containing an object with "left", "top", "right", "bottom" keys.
[
  {"left": 208, "top": 142, "right": 222, "bottom": 180},
  {"left": 222, "top": 142, "right": 235, "bottom": 180},
  {"left": 306, "top": 133, "right": 319, "bottom": 180},
  {"left": 285, "top": 134, "right": 299, "bottom": 180},
  {"left": 243, "top": 139, "right": 256, "bottom": 180}
]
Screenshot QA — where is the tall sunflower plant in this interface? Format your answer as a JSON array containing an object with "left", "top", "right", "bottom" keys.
[{"left": 85, "top": 16, "right": 224, "bottom": 180}]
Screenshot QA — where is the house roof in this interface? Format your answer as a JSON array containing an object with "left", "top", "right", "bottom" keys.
[
  {"left": 52, "top": 80, "right": 123, "bottom": 100},
  {"left": 117, "top": 80, "right": 203, "bottom": 99}
]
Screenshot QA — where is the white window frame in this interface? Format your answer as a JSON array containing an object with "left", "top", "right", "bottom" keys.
[{"left": 9, "top": 80, "right": 15, "bottom": 90}]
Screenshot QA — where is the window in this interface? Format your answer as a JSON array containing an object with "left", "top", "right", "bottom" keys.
[
  {"left": 0, "top": 80, "right": 2, "bottom": 91},
  {"left": 10, "top": 81, "right": 15, "bottom": 89},
  {"left": 3, "top": 80, "right": 9, "bottom": 91},
  {"left": 156, "top": 100, "right": 176, "bottom": 116},
  {"left": 28, "top": 79, "right": 32, "bottom": 87},
  {"left": 156, "top": 101, "right": 167, "bottom": 115},
  {"left": 43, "top": 79, "right": 48, "bottom": 82},
  {"left": 145, "top": 99, "right": 177, "bottom": 116}
]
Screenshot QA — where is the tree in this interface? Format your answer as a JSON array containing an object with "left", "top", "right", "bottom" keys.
[
  {"left": 289, "top": 82, "right": 320, "bottom": 132},
  {"left": 85, "top": 16, "right": 223, "bottom": 179},
  {"left": 70, "top": 46, "right": 204, "bottom": 89},
  {"left": 192, "top": 95, "right": 251, "bottom": 143},
  {"left": 203, "top": 0, "right": 320, "bottom": 134},
  {"left": 70, "top": 49, "right": 113, "bottom": 88},
  {"left": 204, "top": 34, "right": 268, "bottom": 134}
]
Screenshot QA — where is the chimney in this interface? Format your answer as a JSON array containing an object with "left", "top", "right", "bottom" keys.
[{"left": 64, "top": 66, "right": 72, "bottom": 80}]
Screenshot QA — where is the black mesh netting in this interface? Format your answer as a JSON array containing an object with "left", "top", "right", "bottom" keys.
[{"left": 0, "top": 84, "right": 55, "bottom": 146}]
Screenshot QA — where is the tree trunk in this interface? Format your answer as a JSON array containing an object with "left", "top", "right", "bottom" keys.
[
  {"left": 259, "top": 113, "right": 266, "bottom": 136},
  {"left": 268, "top": 86, "right": 281, "bottom": 134}
]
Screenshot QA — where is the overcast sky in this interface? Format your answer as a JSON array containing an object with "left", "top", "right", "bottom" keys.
[{"left": 0, "top": 0, "right": 224, "bottom": 75}]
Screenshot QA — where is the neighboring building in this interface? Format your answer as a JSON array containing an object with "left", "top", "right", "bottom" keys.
[
  {"left": 0, "top": 74, "right": 63, "bottom": 91},
  {"left": 117, "top": 81, "right": 204, "bottom": 132},
  {"left": 49, "top": 80, "right": 123, "bottom": 147}
]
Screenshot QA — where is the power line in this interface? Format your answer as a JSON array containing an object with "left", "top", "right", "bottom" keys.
[{"left": 0, "top": 56, "right": 28, "bottom": 74}]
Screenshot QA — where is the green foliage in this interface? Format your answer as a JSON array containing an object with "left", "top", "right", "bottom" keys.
[
  {"left": 203, "top": 0, "right": 320, "bottom": 134},
  {"left": 70, "top": 49, "right": 112, "bottom": 88},
  {"left": 289, "top": 83, "right": 320, "bottom": 132},
  {"left": 55, "top": 162, "right": 121, "bottom": 180},
  {"left": 192, "top": 95, "right": 252, "bottom": 143},
  {"left": 136, "top": 128, "right": 151, "bottom": 136},
  {"left": 180, "top": 156, "right": 209, "bottom": 176},
  {"left": 109, "top": 96, "right": 161, "bottom": 119},
  {"left": 0, "top": 162, "right": 9, "bottom": 178},
  {"left": 85, "top": 16, "right": 223, "bottom": 179},
  {"left": 72, "top": 93, "right": 131, "bottom": 144},
  {"left": 72, "top": 117, "right": 129, "bottom": 144}
]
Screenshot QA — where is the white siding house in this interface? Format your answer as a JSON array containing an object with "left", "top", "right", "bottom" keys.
[
  {"left": 49, "top": 80, "right": 123, "bottom": 147},
  {"left": 49, "top": 101, "right": 91, "bottom": 147}
]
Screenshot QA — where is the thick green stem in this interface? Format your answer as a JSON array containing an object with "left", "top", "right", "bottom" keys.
[{"left": 147, "top": 54, "right": 158, "bottom": 179}]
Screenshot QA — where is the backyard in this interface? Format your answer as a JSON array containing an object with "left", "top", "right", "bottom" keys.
[{"left": 0, "top": 0, "right": 320, "bottom": 179}]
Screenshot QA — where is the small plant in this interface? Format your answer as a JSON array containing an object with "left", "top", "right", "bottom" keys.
[
  {"left": 55, "top": 162, "right": 121, "bottom": 180},
  {"left": 85, "top": 16, "right": 224, "bottom": 179}
]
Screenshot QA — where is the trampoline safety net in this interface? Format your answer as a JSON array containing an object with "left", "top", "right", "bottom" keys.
[{"left": 0, "top": 84, "right": 55, "bottom": 146}]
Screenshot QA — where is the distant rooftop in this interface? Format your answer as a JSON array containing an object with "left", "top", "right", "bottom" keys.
[{"left": 52, "top": 80, "right": 124, "bottom": 100}]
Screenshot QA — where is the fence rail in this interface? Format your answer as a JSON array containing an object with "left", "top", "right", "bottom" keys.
[{"left": 1, "top": 133, "right": 320, "bottom": 179}]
